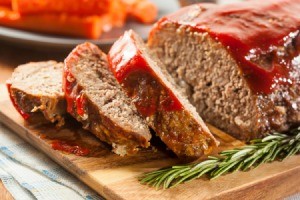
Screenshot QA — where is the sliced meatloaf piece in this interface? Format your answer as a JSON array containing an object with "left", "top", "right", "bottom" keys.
[
  {"left": 63, "top": 42, "right": 151, "bottom": 155},
  {"left": 108, "top": 30, "right": 219, "bottom": 158},
  {"left": 7, "top": 61, "right": 66, "bottom": 127},
  {"left": 148, "top": 0, "right": 300, "bottom": 140}
]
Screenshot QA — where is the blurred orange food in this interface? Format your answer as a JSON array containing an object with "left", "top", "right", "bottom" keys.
[
  {"left": 122, "top": 0, "right": 158, "bottom": 24},
  {"left": 0, "top": 6, "right": 104, "bottom": 39},
  {"left": 109, "top": 0, "right": 127, "bottom": 28},
  {"left": 0, "top": 0, "right": 157, "bottom": 39},
  {"left": 12, "top": 0, "right": 110, "bottom": 16},
  {"left": 0, "top": 0, "right": 11, "bottom": 6}
]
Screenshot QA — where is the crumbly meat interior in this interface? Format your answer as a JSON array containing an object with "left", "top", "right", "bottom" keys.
[
  {"left": 9, "top": 61, "right": 66, "bottom": 126},
  {"left": 133, "top": 30, "right": 214, "bottom": 136},
  {"left": 148, "top": 24, "right": 260, "bottom": 140},
  {"left": 10, "top": 61, "right": 64, "bottom": 97},
  {"left": 69, "top": 45, "right": 150, "bottom": 140},
  {"left": 111, "top": 31, "right": 219, "bottom": 157}
]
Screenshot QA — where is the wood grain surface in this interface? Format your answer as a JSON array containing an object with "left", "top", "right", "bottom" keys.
[
  {"left": 0, "top": 182, "right": 13, "bottom": 200},
  {"left": 1, "top": 83, "right": 300, "bottom": 200}
]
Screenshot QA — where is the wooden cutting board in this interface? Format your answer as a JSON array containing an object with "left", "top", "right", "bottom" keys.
[{"left": 0, "top": 84, "right": 299, "bottom": 200}]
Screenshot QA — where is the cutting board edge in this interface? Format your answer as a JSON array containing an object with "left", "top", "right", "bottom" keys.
[
  {"left": 1, "top": 81, "right": 300, "bottom": 200},
  {"left": 0, "top": 109, "right": 127, "bottom": 200}
]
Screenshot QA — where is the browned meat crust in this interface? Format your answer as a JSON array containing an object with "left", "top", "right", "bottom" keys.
[{"left": 64, "top": 42, "right": 151, "bottom": 156}]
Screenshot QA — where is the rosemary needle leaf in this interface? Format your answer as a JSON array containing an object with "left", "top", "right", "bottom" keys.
[
  {"left": 139, "top": 127, "right": 300, "bottom": 189},
  {"left": 211, "top": 161, "right": 239, "bottom": 179}
]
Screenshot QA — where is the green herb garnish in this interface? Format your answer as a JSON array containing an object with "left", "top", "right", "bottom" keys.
[{"left": 140, "top": 127, "right": 300, "bottom": 189}]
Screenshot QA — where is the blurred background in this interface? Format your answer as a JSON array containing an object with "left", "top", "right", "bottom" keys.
[{"left": 0, "top": 0, "right": 242, "bottom": 85}]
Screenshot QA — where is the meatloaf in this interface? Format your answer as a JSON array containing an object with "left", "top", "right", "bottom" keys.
[
  {"left": 148, "top": 0, "right": 300, "bottom": 140},
  {"left": 63, "top": 42, "right": 151, "bottom": 155},
  {"left": 7, "top": 61, "right": 66, "bottom": 127},
  {"left": 108, "top": 30, "right": 219, "bottom": 158}
]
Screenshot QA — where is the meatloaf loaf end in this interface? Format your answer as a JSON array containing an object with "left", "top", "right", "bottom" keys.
[
  {"left": 148, "top": 0, "right": 300, "bottom": 140},
  {"left": 63, "top": 42, "right": 151, "bottom": 155},
  {"left": 108, "top": 30, "right": 219, "bottom": 158},
  {"left": 7, "top": 61, "right": 66, "bottom": 127}
]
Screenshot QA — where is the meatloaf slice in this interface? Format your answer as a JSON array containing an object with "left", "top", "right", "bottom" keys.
[
  {"left": 63, "top": 42, "right": 151, "bottom": 155},
  {"left": 108, "top": 30, "right": 219, "bottom": 158},
  {"left": 148, "top": 0, "right": 300, "bottom": 140},
  {"left": 7, "top": 61, "right": 66, "bottom": 127}
]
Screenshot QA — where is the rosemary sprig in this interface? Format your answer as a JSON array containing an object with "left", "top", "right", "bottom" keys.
[{"left": 140, "top": 127, "right": 300, "bottom": 189}]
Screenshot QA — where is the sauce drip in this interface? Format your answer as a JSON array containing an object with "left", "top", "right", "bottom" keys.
[
  {"left": 109, "top": 31, "right": 183, "bottom": 116},
  {"left": 63, "top": 66, "right": 76, "bottom": 114},
  {"left": 51, "top": 140, "right": 90, "bottom": 156},
  {"left": 63, "top": 63, "right": 86, "bottom": 117},
  {"left": 76, "top": 92, "right": 86, "bottom": 117},
  {"left": 156, "top": 0, "right": 300, "bottom": 94},
  {"left": 6, "top": 83, "right": 30, "bottom": 120}
]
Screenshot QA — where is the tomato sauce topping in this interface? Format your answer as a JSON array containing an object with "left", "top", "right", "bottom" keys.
[
  {"left": 108, "top": 31, "right": 183, "bottom": 117},
  {"left": 51, "top": 140, "right": 90, "bottom": 156},
  {"left": 154, "top": 0, "right": 300, "bottom": 94},
  {"left": 75, "top": 92, "right": 86, "bottom": 117},
  {"left": 63, "top": 60, "right": 86, "bottom": 117}
]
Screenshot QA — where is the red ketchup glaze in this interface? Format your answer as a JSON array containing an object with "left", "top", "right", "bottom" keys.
[
  {"left": 76, "top": 93, "right": 86, "bottom": 117},
  {"left": 63, "top": 58, "right": 86, "bottom": 117},
  {"left": 154, "top": 0, "right": 300, "bottom": 94},
  {"left": 51, "top": 140, "right": 90, "bottom": 156},
  {"left": 62, "top": 65, "right": 75, "bottom": 113},
  {"left": 160, "top": 90, "right": 182, "bottom": 112},
  {"left": 108, "top": 31, "right": 182, "bottom": 116},
  {"left": 6, "top": 82, "right": 30, "bottom": 120}
]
